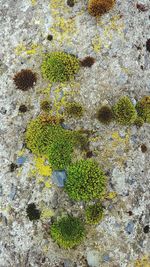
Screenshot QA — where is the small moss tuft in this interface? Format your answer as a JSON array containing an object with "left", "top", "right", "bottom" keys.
[
  {"left": 136, "top": 96, "right": 150, "bottom": 123},
  {"left": 85, "top": 203, "right": 104, "bottom": 224},
  {"left": 47, "top": 34, "right": 53, "bottom": 41},
  {"left": 26, "top": 203, "right": 41, "bottom": 221},
  {"left": 41, "top": 52, "right": 80, "bottom": 82},
  {"left": 134, "top": 116, "right": 144, "bottom": 127},
  {"left": 13, "top": 69, "right": 37, "bottom": 91},
  {"left": 97, "top": 105, "right": 113, "bottom": 124},
  {"left": 67, "top": 0, "right": 74, "bottom": 7},
  {"left": 65, "top": 159, "right": 106, "bottom": 201},
  {"left": 40, "top": 100, "right": 52, "bottom": 112},
  {"left": 50, "top": 215, "right": 85, "bottom": 248},
  {"left": 80, "top": 56, "right": 95, "bottom": 67},
  {"left": 65, "top": 102, "right": 84, "bottom": 118},
  {"left": 113, "top": 96, "right": 137, "bottom": 125},
  {"left": 88, "top": 0, "right": 115, "bottom": 17}
]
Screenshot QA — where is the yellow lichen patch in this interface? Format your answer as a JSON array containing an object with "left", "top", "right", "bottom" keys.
[
  {"left": 35, "top": 156, "right": 52, "bottom": 177},
  {"left": 49, "top": 0, "right": 78, "bottom": 45},
  {"left": 17, "top": 149, "right": 26, "bottom": 157},
  {"left": 92, "top": 15, "right": 124, "bottom": 52},
  {"left": 41, "top": 208, "right": 54, "bottom": 219},
  {"left": 31, "top": 0, "right": 37, "bottom": 5},
  {"left": 106, "top": 191, "right": 117, "bottom": 200},
  {"left": 92, "top": 35, "right": 102, "bottom": 53},
  {"left": 15, "top": 43, "right": 42, "bottom": 57},
  {"left": 128, "top": 255, "right": 150, "bottom": 267}
]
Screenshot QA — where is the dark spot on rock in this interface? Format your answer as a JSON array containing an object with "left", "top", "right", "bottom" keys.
[
  {"left": 143, "top": 225, "right": 149, "bottom": 233},
  {"left": 9, "top": 163, "right": 18, "bottom": 172},
  {"left": 128, "top": 211, "right": 133, "bottom": 216},
  {"left": 140, "top": 65, "right": 144, "bottom": 70},
  {"left": 141, "top": 144, "right": 147, "bottom": 153},
  {"left": 47, "top": 34, "right": 53, "bottom": 41},
  {"left": 146, "top": 39, "right": 150, "bottom": 52},
  {"left": 86, "top": 151, "right": 93, "bottom": 158},
  {"left": 67, "top": 0, "right": 74, "bottom": 7},
  {"left": 26, "top": 203, "right": 41, "bottom": 221},
  {"left": 19, "top": 104, "right": 27, "bottom": 113},
  {"left": 0, "top": 107, "right": 7, "bottom": 114},
  {"left": 136, "top": 3, "right": 148, "bottom": 12},
  {"left": 41, "top": 257, "right": 46, "bottom": 263}
]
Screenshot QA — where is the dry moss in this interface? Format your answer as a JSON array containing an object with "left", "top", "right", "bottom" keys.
[{"left": 88, "top": 0, "right": 115, "bottom": 17}]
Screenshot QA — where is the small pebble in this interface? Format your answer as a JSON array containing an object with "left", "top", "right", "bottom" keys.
[{"left": 143, "top": 225, "right": 149, "bottom": 233}]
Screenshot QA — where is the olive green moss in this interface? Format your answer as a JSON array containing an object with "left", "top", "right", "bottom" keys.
[
  {"left": 50, "top": 215, "right": 85, "bottom": 249},
  {"left": 25, "top": 116, "right": 73, "bottom": 156},
  {"left": 136, "top": 96, "right": 150, "bottom": 123},
  {"left": 113, "top": 96, "right": 137, "bottom": 125},
  {"left": 48, "top": 138, "right": 73, "bottom": 170},
  {"left": 134, "top": 116, "right": 144, "bottom": 127},
  {"left": 85, "top": 203, "right": 103, "bottom": 224},
  {"left": 40, "top": 100, "right": 52, "bottom": 112},
  {"left": 65, "top": 159, "right": 106, "bottom": 201},
  {"left": 41, "top": 52, "right": 80, "bottom": 82},
  {"left": 25, "top": 116, "right": 88, "bottom": 170},
  {"left": 65, "top": 102, "right": 83, "bottom": 118}
]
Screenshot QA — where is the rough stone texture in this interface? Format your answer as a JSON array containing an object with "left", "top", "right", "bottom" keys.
[{"left": 0, "top": 0, "right": 150, "bottom": 266}]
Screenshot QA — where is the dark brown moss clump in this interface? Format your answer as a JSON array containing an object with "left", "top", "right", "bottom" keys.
[
  {"left": 13, "top": 69, "right": 37, "bottom": 91},
  {"left": 26, "top": 203, "right": 41, "bottom": 221},
  {"left": 67, "top": 0, "right": 74, "bottom": 7},
  {"left": 47, "top": 34, "right": 53, "bottom": 41},
  {"left": 19, "top": 104, "right": 27, "bottom": 113},
  {"left": 88, "top": 0, "right": 115, "bottom": 17},
  {"left": 80, "top": 56, "right": 95, "bottom": 67},
  {"left": 97, "top": 105, "right": 113, "bottom": 124},
  {"left": 141, "top": 144, "right": 147, "bottom": 153}
]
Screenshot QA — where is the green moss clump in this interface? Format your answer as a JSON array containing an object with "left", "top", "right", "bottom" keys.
[
  {"left": 41, "top": 52, "right": 80, "bottom": 82},
  {"left": 85, "top": 203, "right": 103, "bottom": 224},
  {"left": 50, "top": 215, "right": 85, "bottom": 249},
  {"left": 97, "top": 105, "right": 113, "bottom": 124},
  {"left": 65, "top": 159, "right": 106, "bottom": 201},
  {"left": 25, "top": 116, "right": 73, "bottom": 156},
  {"left": 48, "top": 138, "right": 73, "bottom": 170},
  {"left": 136, "top": 96, "right": 150, "bottom": 123},
  {"left": 65, "top": 102, "right": 83, "bottom": 118},
  {"left": 113, "top": 96, "right": 137, "bottom": 125}
]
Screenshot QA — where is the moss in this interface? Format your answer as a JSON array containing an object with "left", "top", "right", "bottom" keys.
[
  {"left": 85, "top": 203, "right": 104, "bottom": 224},
  {"left": 134, "top": 116, "right": 144, "bottom": 127},
  {"left": 80, "top": 56, "right": 95, "bottom": 67},
  {"left": 113, "top": 96, "right": 137, "bottom": 125},
  {"left": 25, "top": 116, "right": 71, "bottom": 155},
  {"left": 26, "top": 203, "right": 41, "bottom": 221},
  {"left": 65, "top": 159, "right": 106, "bottom": 201},
  {"left": 25, "top": 116, "right": 86, "bottom": 170},
  {"left": 41, "top": 52, "right": 80, "bottom": 82},
  {"left": 40, "top": 100, "right": 52, "bottom": 112},
  {"left": 88, "top": 0, "right": 115, "bottom": 17},
  {"left": 97, "top": 105, "right": 113, "bottom": 124},
  {"left": 48, "top": 138, "right": 73, "bottom": 170},
  {"left": 136, "top": 96, "right": 150, "bottom": 123},
  {"left": 50, "top": 215, "right": 85, "bottom": 248},
  {"left": 65, "top": 102, "right": 84, "bottom": 118},
  {"left": 13, "top": 69, "right": 37, "bottom": 91}
]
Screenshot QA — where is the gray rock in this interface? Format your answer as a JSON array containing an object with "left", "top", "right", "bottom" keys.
[
  {"left": 51, "top": 171, "right": 67, "bottom": 187},
  {"left": 9, "top": 184, "right": 17, "bottom": 200},
  {"left": 87, "top": 250, "right": 100, "bottom": 267}
]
